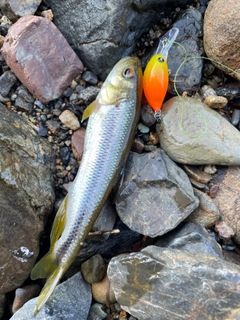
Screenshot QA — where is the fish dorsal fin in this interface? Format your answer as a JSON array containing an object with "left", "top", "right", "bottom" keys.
[
  {"left": 82, "top": 99, "right": 101, "bottom": 122},
  {"left": 50, "top": 195, "right": 68, "bottom": 245}
]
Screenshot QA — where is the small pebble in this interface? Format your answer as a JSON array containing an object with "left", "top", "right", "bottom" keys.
[
  {"left": 81, "top": 254, "right": 106, "bottom": 284},
  {"left": 231, "top": 109, "right": 240, "bottom": 127},
  {"left": 140, "top": 103, "right": 155, "bottom": 126},
  {"left": 12, "top": 284, "right": 40, "bottom": 314},
  {"left": 182, "top": 165, "right": 212, "bottom": 184},
  {"left": 88, "top": 303, "right": 107, "bottom": 320},
  {"left": 131, "top": 138, "right": 144, "bottom": 154},
  {"left": 215, "top": 221, "right": 234, "bottom": 240},
  {"left": 137, "top": 122, "right": 149, "bottom": 134},
  {"left": 149, "top": 132, "right": 159, "bottom": 145},
  {"left": 38, "top": 124, "right": 48, "bottom": 137},
  {"left": 82, "top": 71, "right": 98, "bottom": 85},
  {"left": 60, "top": 146, "right": 70, "bottom": 165},
  {"left": 59, "top": 110, "right": 80, "bottom": 130},
  {"left": 71, "top": 127, "right": 86, "bottom": 161},
  {"left": 204, "top": 164, "right": 217, "bottom": 174},
  {"left": 208, "top": 184, "right": 219, "bottom": 198},
  {"left": 205, "top": 95, "right": 228, "bottom": 109},
  {"left": 46, "top": 120, "right": 60, "bottom": 133},
  {"left": 40, "top": 9, "right": 54, "bottom": 21},
  {"left": 91, "top": 273, "right": 116, "bottom": 304}
]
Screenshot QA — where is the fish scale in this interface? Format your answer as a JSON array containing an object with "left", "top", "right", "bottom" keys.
[{"left": 30, "top": 56, "right": 142, "bottom": 314}]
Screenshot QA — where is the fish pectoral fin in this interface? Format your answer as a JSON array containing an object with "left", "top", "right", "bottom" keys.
[
  {"left": 82, "top": 99, "right": 101, "bottom": 122},
  {"left": 50, "top": 195, "right": 68, "bottom": 245},
  {"left": 30, "top": 251, "right": 65, "bottom": 314}
]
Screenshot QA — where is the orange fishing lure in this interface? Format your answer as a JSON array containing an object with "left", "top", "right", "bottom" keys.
[
  {"left": 143, "top": 54, "right": 169, "bottom": 113},
  {"left": 143, "top": 28, "right": 179, "bottom": 120}
]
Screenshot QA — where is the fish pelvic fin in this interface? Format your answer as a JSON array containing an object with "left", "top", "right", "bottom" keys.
[
  {"left": 31, "top": 251, "right": 65, "bottom": 314},
  {"left": 82, "top": 99, "right": 101, "bottom": 122}
]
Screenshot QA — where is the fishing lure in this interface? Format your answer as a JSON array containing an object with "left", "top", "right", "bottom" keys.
[{"left": 143, "top": 28, "right": 179, "bottom": 121}]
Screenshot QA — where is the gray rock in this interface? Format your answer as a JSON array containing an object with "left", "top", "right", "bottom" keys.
[
  {"left": 168, "top": 9, "right": 204, "bottom": 94},
  {"left": 108, "top": 246, "right": 240, "bottom": 320},
  {"left": 47, "top": 0, "right": 193, "bottom": 79},
  {"left": 78, "top": 86, "right": 100, "bottom": 106},
  {"left": 156, "top": 97, "right": 240, "bottom": 165},
  {"left": 187, "top": 188, "right": 220, "bottom": 228},
  {"left": 0, "top": 293, "right": 6, "bottom": 319},
  {"left": 0, "top": 0, "right": 42, "bottom": 21},
  {"left": 1, "top": 15, "right": 83, "bottom": 103},
  {"left": 82, "top": 71, "right": 98, "bottom": 85},
  {"left": 0, "top": 70, "right": 17, "bottom": 96},
  {"left": 10, "top": 273, "right": 92, "bottom": 320},
  {"left": 0, "top": 103, "right": 55, "bottom": 295},
  {"left": 81, "top": 254, "right": 106, "bottom": 284},
  {"left": 155, "top": 221, "right": 222, "bottom": 258},
  {"left": 115, "top": 149, "right": 199, "bottom": 237}
]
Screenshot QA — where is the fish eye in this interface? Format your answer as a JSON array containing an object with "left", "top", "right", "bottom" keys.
[
  {"left": 158, "top": 57, "right": 165, "bottom": 63},
  {"left": 123, "top": 67, "right": 134, "bottom": 78}
]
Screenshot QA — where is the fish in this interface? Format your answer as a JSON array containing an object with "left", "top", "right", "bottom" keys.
[
  {"left": 143, "top": 28, "right": 179, "bottom": 120},
  {"left": 30, "top": 56, "right": 143, "bottom": 314}
]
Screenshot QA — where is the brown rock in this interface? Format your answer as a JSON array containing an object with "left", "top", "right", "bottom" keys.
[
  {"left": 182, "top": 164, "right": 212, "bottom": 184},
  {"left": 12, "top": 284, "right": 40, "bottom": 313},
  {"left": 59, "top": 110, "right": 80, "bottom": 130},
  {"left": 1, "top": 15, "right": 83, "bottom": 103},
  {"left": 204, "top": 0, "right": 240, "bottom": 80},
  {"left": 92, "top": 273, "right": 116, "bottom": 304},
  {"left": 71, "top": 127, "right": 86, "bottom": 161},
  {"left": 215, "top": 221, "right": 235, "bottom": 240},
  {"left": 205, "top": 95, "right": 228, "bottom": 109},
  {"left": 212, "top": 166, "right": 240, "bottom": 244}
]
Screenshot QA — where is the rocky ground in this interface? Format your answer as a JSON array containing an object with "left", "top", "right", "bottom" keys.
[{"left": 1, "top": 0, "right": 240, "bottom": 319}]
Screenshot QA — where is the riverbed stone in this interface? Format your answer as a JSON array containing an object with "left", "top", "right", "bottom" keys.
[
  {"left": 115, "top": 149, "right": 199, "bottom": 237},
  {"left": 156, "top": 97, "right": 240, "bottom": 165},
  {"left": 47, "top": 0, "right": 193, "bottom": 79},
  {"left": 0, "top": 103, "right": 55, "bottom": 296},
  {"left": 108, "top": 246, "right": 240, "bottom": 320},
  {"left": 10, "top": 273, "right": 91, "bottom": 320},
  {"left": 204, "top": 0, "right": 240, "bottom": 80},
  {"left": 0, "top": 0, "right": 42, "bottom": 21},
  {"left": 1, "top": 15, "right": 83, "bottom": 103}
]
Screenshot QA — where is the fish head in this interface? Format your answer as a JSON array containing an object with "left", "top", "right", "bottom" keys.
[{"left": 99, "top": 56, "right": 143, "bottom": 106}]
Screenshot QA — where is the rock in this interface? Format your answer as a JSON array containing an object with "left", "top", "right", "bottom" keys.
[
  {"left": 0, "top": 103, "right": 55, "bottom": 296},
  {"left": 204, "top": 0, "right": 240, "bottom": 80},
  {"left": 92, "top": 274, "right": 116, "bottom": 304},
  {"left": 59, "top": 110, "right": 80, "bottom": 130},
  {"left": 215, "top": 221, "right": 235, "bottom": 240},
  {"left": 155, "top": 221, "right": 222, "bottom": 258},
  {"left": 81, "top": 71, "right": 98, "bottom": 85},
  {"left": 137, "top": 123, "right": 149, "bottom": 134},
  {"left": 1, "top": 15, "right": 83, "bottom": 103},
  {"left": 71, "top": 127, "right": 86, "bottom": 161},
  {"left": 78, "top": 86, "right": 100, "bottom": 106},
  {"left": 88, "top": 303, "right": 107, "bottom": 320},
  {"left": 0, "top": 294, "right": 6, "bottom": 319},
  {"left": 81, "top": 254, "right": 106, "bottom": 284},
  {"left": 131, "top": 138, "right": 144, "bottom": 154},
  {"left": 187, "top": 188, "right": 220, "bottom": 228},
  {"left": 47, "top": 0, "right": 193, "bottom": 79},
  {"left": 0, "top": 70, "right": 17, "bottom": 96},
  {"left": 182, "top": 164, "right": 212, "bottom": 184},
  {"left": 212, "top": 166, "right": 240, "bottom": 244},
  {"left": 208, "top": 184, "right": 219, "bottom": 198},
  {"left": 115, "top": 149, "right": 199, "bottom": 237},
  {"left": 156, "top": 97, "right": 240, "bottom": 165},
  {"left": 0, "top": 0, "right": 41, "bottom": 22},
  {"left": 205, "top": 95, "right": 228, "bottom": 109},
  {"left": 168, "top": 9, "right": 204, "bottom": 94},
  {"left": 12, "top": 284, "right": 40, "bottom": 313},
  {"left": 10, "top": 273, "right": 91, "bottom": 320},
  {"left": 231, "top": 109, "right": 240, "bottom": 127},
  {"left": 108, "top": 246, "right": 240, "bottom": 320},
  {"left": 140, "top": 103, "right": 155, "bottom": 127}
]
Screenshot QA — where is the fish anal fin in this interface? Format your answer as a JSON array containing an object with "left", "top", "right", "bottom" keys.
[
  {"left": 50, "top": 195, "right": 68, "bottom": 245},
  {"left": 33, "top": 265, "right": 64, "bottom": 314},
  {"left": 82, "top": 99, "right": 101, "bottom": 122}
]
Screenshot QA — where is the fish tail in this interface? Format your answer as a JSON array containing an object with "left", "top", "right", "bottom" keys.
[{"left": 31, "top": 251, "right": 64, "bottom": 314}]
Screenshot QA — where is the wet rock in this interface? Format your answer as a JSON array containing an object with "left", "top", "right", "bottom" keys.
[
  {"left": 0, "top": 103, "right": 55, "bottom": 296},
  {"left": 0, "top": 70, "right": 17, "bottom": 96},
  {"left": 212, "top": 166, "right": 240, "bottom": 244},
  {"left": 187, "top": 188, "right": 220, "bottom": 228},
  {"left": 10, "top": 273, "right": 91, "bottom": 320},
  {"left": 215, "top": 221, "right": 235, "bottom": 240},
  {"left": 1, "top": 15, "right": 83, "bottom": 103},
  {"left": 231, "top": 109, "right": 240, "bottom": 127},
  {"left": 108, "top": 246, "right": 240, "bottom": 320},
  {"left": 205, "top": 95, "right": 228, "bottom": 109},
  {"left": 115, "top": 149, "right": 199, "bottom": 237},
  {"left": 81, "top": 254, "right": 106, "bottom": 284},
  {"left": 59, "top": 110, "right": 80, "bottom": 130},
  {"left": 156, "top": 97, "right": 240, "bottom": 165},
  {"left": 88, "top": 303, "right": 107, "bottom": 320},
  {"left": 155, "top": 221, "right": 222, "bottom": 258},
  {"left": 47, "top": 0, "right": 193, "bottom": 79},
  {"left": 140, "top": 103, "right": 155, "bottom": 127},
  {"left": 168, "top": 9, "right": 204, "bottom": 94},
  {"left": 71, "top": 127, "right": 86, "bottom": 161},
  {"left": 131, "top": 138, "right": 144, "bottom": 154},
  {"left": 12, "top": 284, "right": 40, "bottom": 313},
  {"left": 204, "top": 0, "right": 240, "bottom": 80},
  {"left": 0, "top": 0, "right": 41, "bottom": 21},
  {"left": 92, "top": 274, "right": 116, "bottom": 304}
]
